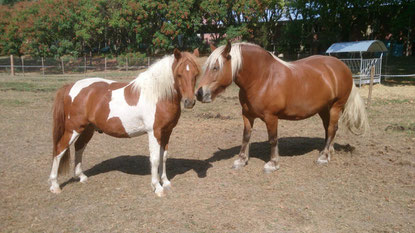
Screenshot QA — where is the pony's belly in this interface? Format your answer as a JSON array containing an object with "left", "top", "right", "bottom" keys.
[
  {"left": 279, "top": 103, "right": 323, "bottom": 120},
  {"left": 106, "top": 111, "right": 153, "bottom": 138},
  {"left": 122, "top": 119, "right": 148, "bottom": 137},
  {"left": 279, "top": 112, "right": 316, "bottom": 120}
]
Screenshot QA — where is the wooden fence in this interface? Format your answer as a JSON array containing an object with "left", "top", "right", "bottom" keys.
[{"left": 0, "top": 55, "right": 154, "bottom": 76}]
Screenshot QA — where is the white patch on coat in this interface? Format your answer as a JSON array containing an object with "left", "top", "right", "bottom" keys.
[
  {"left": 186, "top": 64, "right": 190, "bottom": 71},
  {"left": 68, "top": 130, "right": 80, "bottom": 145},
  {"left": 49, "top": 130, "right": 80, "bottom": 191},
  {"left": 69, "top": 78, "right": 115, "bottom": 102},
  {"left": 107, "top": 84, "right": 156, "bottom": 137}
]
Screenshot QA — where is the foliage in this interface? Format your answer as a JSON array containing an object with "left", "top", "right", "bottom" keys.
[
  {"left": 0, "top": 0, "right": 414, "bottom": 57},
  {"left": 116, "top": 51, "right": 147, "bottom": 66}
]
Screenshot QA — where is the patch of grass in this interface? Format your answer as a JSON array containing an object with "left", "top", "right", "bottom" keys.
[
  {"left": 0, "top": 98, "right": 30, "bottom": 107},
  {"left": 372, "top": 98, "right": 411, "bottom": 106},
  {"left": 385, "top": 123, "right": 415, "bottom": 136},
  {"left": 0, "top": 81, "right": 57, "bottom": 92},
  {"left": 0, "top": 82, "right": 35, "bottom": 92}
]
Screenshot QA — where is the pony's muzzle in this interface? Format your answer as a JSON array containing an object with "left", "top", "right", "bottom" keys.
[
  {"left": 196, "top": 87, "right": 211, "bottom": 103},
  {"left": 184, "top": 98, "right": 196, "bottom": 109}
]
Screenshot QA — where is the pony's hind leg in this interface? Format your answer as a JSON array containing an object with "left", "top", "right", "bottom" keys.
[
  {"left": 233, "top": 113, "right": 254, "bottom": 169},
  {"left": 74, "top": 125, "right": 95, "bottom": 183},
  {"left": 318, "top": 107, "right": 334, "bottom": 153},
  {"left": 317, "top": 106, "right": 341, "bottom": 164},
  {"left": 49, "top": 130, "right": 80, "bottom": 193}
]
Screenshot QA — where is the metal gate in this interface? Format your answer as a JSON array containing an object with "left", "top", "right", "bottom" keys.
[{"left": 340, "top": 53, "right": 383, "bottom": 87}]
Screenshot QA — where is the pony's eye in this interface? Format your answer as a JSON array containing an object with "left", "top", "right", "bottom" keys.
[{"left": 212, "top": 66, "right": 218, "bottom": 71}]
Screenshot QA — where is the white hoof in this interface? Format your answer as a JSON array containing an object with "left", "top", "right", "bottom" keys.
[
  {"left": 155, "top": 187, "right": 165, "bottom": 197},
  {"left": 329, "top": 146, "right": 335, "bottom": 154},
  {"left": 79, "top": 175, "right": 88, "bottom": 183},
  {"left": 232, "top": 159, "right": 247, "bottom": 170},
  {"left": 316, "top": 156, "right": 330, "bottom": 165},
  {"left": 50, "top": 185, "right": 62, "bottom": 194},
  {"left": 263, "top": 162, "right": 279, "bottom": 173},
  {"left": 162, "top": 181, "right": 172, "bottom": 191}
]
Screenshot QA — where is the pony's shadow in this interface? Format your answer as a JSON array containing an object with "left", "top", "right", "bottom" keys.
[
  {"left": 61, "top": 155, "right": 212, "bottom": 189},
  {"left": 61, "top": 137, "right": 353, "bottom": 189},
  {"left": 207, "top": 136, "right": 354, "bottom": 163}
]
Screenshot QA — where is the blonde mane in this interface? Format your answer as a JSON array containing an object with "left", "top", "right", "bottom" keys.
[
  {"left": 204, "top": 42, "right": 293, "bottom": 80},
  {"left": 130, "top": 55, "right": 175, "bottom": 103}
]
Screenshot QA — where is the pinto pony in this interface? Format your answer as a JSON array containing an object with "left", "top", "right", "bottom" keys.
[
  {"left": 49, "top": 49, "right": 200, "bottom": 197},
  {"left": 196, "top": 42, "right": 368, "bottom": 173}
]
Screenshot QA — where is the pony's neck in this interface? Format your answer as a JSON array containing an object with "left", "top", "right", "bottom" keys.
[
  {"left": 234, "top": 46, "right": 291, "bottom": 92},
  {"left": 129, "top": 56, "right": 176, "bottom": 103}
]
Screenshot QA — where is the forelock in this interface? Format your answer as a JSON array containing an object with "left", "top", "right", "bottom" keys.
[
  {"left": 174, "top": 52, "right": 201, "bottom": 75},
  {"left": 203, "top": 43, "right": 252, "bottom": 80}
]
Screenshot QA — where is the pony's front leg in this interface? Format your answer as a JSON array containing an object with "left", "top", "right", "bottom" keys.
[
  {"left": 159, "top": 130, "right": 173, "bottom": 190},
  {"left": 148, "top": 131, "right": 165, "bottom": 197},
  {"left": 160, "top": 148, "right": 171, "bottom": 190},
  {"left": 263, "top": 115, "right": 280, "bottom": 173},
  {"left": 233, "top": 113, "right": 254, "bottom": 169}
]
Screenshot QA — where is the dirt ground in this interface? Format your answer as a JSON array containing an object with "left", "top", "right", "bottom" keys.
[{"left": 0, "top": 70, "right": 414, "bottom": 232}]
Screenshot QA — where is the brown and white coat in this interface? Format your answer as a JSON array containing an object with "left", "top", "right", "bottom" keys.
[{"left": 49, "top": 49, "right": 200, "bottom": 197}]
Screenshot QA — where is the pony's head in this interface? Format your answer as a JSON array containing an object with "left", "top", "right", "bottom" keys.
[
  {"left": 196, "top": 41, "right": 235, "bottom": 103},
  {"left": 172, "top": 48, "right": 200, "bottom": 109}
]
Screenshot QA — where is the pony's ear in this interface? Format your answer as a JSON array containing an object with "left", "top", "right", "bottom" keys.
[
  {"left": 193, "top": 48, "right": 200, "bottom": 57},
  {"left": 210, "top": 43, "right": 217, "bottom": 52},
  {"left": 222, "top": 41, "right": 232, "bottom": 60},
  {"left": 173, "top": 48, "right": 182, "bottom": 60}
]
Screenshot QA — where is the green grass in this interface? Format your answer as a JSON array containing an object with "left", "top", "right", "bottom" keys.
[
  {"left": 385, "top": 122, "right": 415, "bottom": 136},
  {"left": 371, "top": 98, "right": 411, "bottom": 106},
  {"left": 0, "top": 81, "right": 57, "bottom": 92},
  {"left": 0, "top": 98, "right": 30, "bottom": 107}
]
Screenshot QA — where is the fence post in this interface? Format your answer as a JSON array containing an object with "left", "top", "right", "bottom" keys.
[
  {"left": 41, "top": 57, "right": 45, "bottom": 76},
  {"left": 367, "top": 66, "right": 375, "bottom": 109},
  {"left": 126, "top": 57, "right": 128, "bottom": 71},
  {"left": 104, "top": 57, "right": 107, "bottom": 77},
  {"left": 147, "top": 57, "right": 150, "bottom": 66},
  {"left": 84, "top": 56, "right": 87, "bottom": 76},
  {"left": 61, "top": 57, "right": 65, "bottom": 74},
  {"left": 21, "top": 56, "right": 25, "bottom": 76},
  {"left": 10, "top": 55, "right": 14, "bottom": 76}
]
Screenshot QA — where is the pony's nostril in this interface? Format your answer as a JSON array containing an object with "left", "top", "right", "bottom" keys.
[
  {"left": 184, "top": 98, "right": 195, "bottom": 109},
  {"left": 196, "top": 87, "right": 203, "bottom": 101}
]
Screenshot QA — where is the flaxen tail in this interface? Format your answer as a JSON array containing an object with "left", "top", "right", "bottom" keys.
[
  {"left": 52, "top": 85, "right": 70, "bottom": 175},
  {"left": 340, "top": 84, "right": 369, "bottom": 135}
]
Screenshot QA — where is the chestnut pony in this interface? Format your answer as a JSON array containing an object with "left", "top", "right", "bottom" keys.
[
  {"left": 49, "top": 49, "right": 200, "bottom": 197},
  {"left": 196, "top": 42, "right": 368, "bottom": 173}
]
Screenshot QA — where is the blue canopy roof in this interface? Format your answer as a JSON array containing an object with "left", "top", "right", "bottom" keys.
[{"left": 326, "top": 40, "right": 387, "bottom": 54}]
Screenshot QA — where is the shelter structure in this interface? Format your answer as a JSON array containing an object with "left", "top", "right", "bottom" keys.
[{"left": 326, "top": 40, "right": 388, "bottom": 86}]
